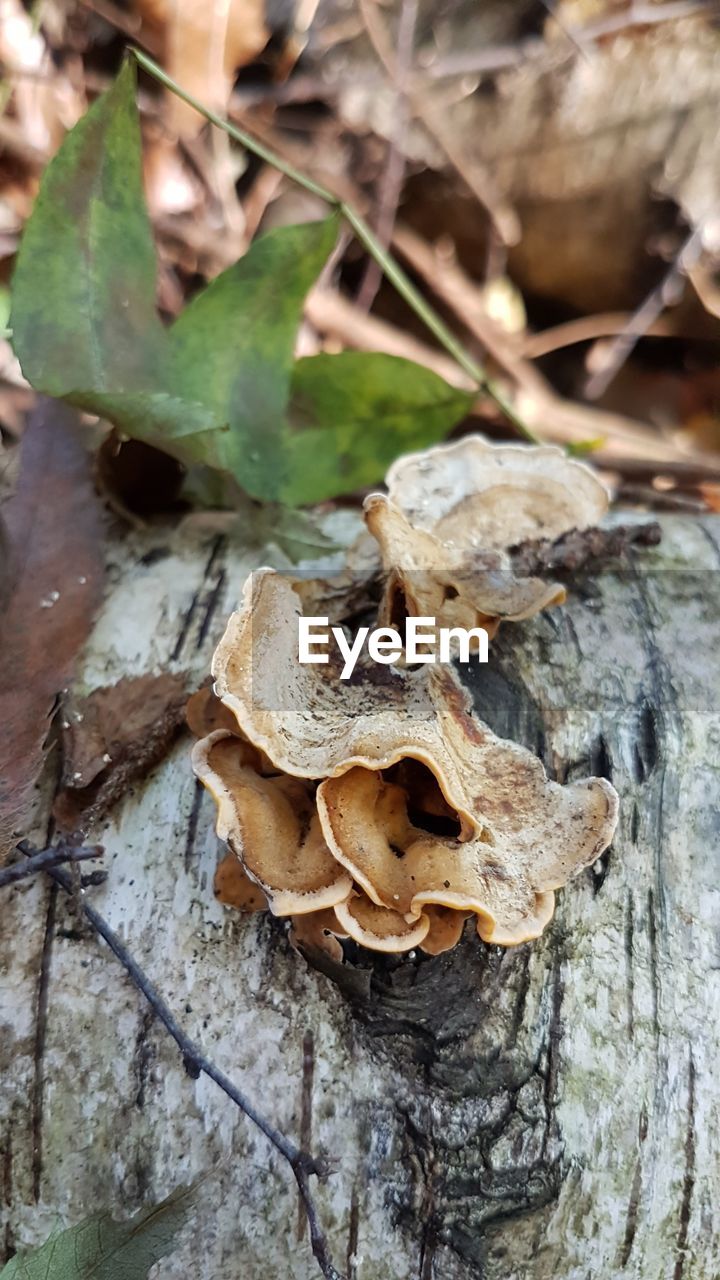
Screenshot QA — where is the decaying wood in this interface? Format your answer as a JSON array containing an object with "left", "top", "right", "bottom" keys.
[{"left": 1, "top": 510, "right": 719, "bottom": 1279}]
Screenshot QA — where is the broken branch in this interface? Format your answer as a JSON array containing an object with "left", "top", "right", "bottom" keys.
[{"left": 1, "top": 842, "right": 103, "bottom": 889}]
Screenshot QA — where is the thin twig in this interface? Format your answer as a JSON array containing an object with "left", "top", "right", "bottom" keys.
[
  {"left": 385, "top": 228, "right": 720, "bottom": 466},
  {"left": 583, "top": 223, "right": 706, "bottom": 399},
  {"left": 26, "top": 854, "right": 345, "bottom": 1280},
  {"left": 1, "top": 842, "right": 102, "bottom": 889},
  {"left": 130, "top": 48, "right": 537, "bottom": 443},
  {"left": 538, "top": 0, "right": 593, "bottom": 61},
  {"left": 355, "top": 0, "right": 418, "bottom": 312},
  {"left": 420, "top": 0, "right": 719, "bottom": 79},
  {"left": 306, "top": 286, "right": 476, "bottom": 389},
  {"left": 523, "top": 311, "right": 673, "bottom": 359},
  {"left": 581, "top": 0, "right": 720, "bottom": 41}
]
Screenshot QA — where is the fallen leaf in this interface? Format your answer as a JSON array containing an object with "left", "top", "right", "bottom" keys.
[
  {"left": 0, "top": 1182, "right": 196, "bottom": 1279},
  {"left": 0, "top": 0, "right": 82, "bottom": 156},
  {"left": 54, "top": 672, "right": 190, "bottom": 833},
  {"left": 0, "top": 400, "right": 104, "bottom": 859},
  {"left": 135, "top": 0, "right": 269, "bottom": 137}
]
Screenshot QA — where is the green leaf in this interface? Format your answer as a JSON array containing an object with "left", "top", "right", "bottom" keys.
[
  {"left": 11, "top": 60, "right": 167, "bottom": 396},
  {"left": 566, "top": 436, "right": 605, "bottom": 456},
  {"left": 0, "top": 1184, "right": 196, "bottom": 1280},
  {"left": 280, "top": 351, "right": 474, "bottom": 505},
  {"left": 166, "top": 217, "right": 339, "bottom": 498},
  {"left": 249, "top": 503, "right": 342, "bottom": 559},
  {"left": 9, "top": 58, "right": 469, "bottom": 509}
]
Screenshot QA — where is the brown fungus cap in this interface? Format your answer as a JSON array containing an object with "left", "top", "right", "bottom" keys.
[
  {"left": 186, "top": 686, "right": 277, "bottom": 774},
  {"left": 214, "top": 851, "right": 267, "bottom": 912},
  {"left": 334, "top": 891, "right": 430, "bottom": 953},
  {"left": 192, "top": 730, "right": 352, "bottom": 916},
  {"left": 421, "top": 906, "right": 471, "bottom": 956},
  {"left": 186, "top": 685, "right": 243, "bottom": 739},
  {"left": 317, "top": 761, "right": 616, "bottom": 946},
  {"left": 289, "top": 909, "right": 347, "bottom": 962}
]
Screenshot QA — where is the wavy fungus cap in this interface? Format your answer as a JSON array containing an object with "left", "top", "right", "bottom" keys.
[
  {"left": 192, "top": 730, "right": 352, "bottom": 916},
  {"left": 366, "top": 435, "right": 610, "bottom": 642},
  {"left": 364, "top": 493, "right": 566, "bottom": 637},
  {"left": 384, "top": 435, "right": 609, "bottom": 549},
  {"left": 198, "top": 571, "right": 619, "bottom": 951}
]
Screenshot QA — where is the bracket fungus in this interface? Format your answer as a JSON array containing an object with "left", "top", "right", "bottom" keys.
[
  {"left": 384, "top": 436, "right": 608, "bottom": 548},
  {"left": 193, "top": 436, "right": 619, "bottom": 958},
  {"left": 368, "top": 435, "right": 609, "bottom": 644}
]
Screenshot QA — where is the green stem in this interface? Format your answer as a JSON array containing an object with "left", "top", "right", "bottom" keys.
[{"left": 132, "top": 48, "right": 538, "bottom": 442}]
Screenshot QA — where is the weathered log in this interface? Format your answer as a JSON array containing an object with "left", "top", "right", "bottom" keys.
[{"left": 1, "top": 511, "right": 719, "bottom": 1279}]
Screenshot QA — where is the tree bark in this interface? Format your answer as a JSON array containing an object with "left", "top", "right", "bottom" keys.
[{"left": 1, "top": 512, "right": 719, "bottom": 1280}]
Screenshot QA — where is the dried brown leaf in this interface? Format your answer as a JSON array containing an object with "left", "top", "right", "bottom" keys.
[
  {"left": 0, "top": 400, "right": 105, "bottom": 858},
  {"left": 135, "top": 0, "right": 269, "bottom": 138},
  {"left": 53, "top": 672, "right": 189, "bottom": 833}
]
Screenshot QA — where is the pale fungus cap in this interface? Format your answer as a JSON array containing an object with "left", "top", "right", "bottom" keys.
[
  {"left": 211, "top": 570, "right": 514, "bottom": 836},
  {"left": 364, "top": 493, "right": 566, "bottom": 637},
  {"left": 200, "top": 572, "right": 619, "bottom": 950},
  {"left": 333, "top": 891, "right": 430, "bottom": 953},
  {"left": 384, "top": 435, "right": 609, "bottom": 550},
  {"left": 366, "top": 435, "right": 610, "bottom": 642}
]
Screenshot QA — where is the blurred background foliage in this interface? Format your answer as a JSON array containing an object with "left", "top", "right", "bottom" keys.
[{"left": 1, "top": 0, "right": 720, "bottom": 518}]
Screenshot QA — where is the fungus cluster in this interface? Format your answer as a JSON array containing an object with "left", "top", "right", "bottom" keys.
[{"left": 191, "top": 437, "right": 619, "bottom": 958}]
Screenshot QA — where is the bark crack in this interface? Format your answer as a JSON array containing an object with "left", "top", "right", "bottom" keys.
[
  {"left": 617, "top": 1104, "right": 647, "bottom": 1268},
  {"left": 672, "top": 1053, "right": 696, "bottom": 1280},
  {"left": 624, "top": 890, "right": 635, "bottom": 1042},
  {"left": 31, "top": 882, "right": 58, "bottom": 1203},
  {"left": 183, "top": 779, "right": 204, "bottom": 873},
  {"left": 171, "top": 535, "right": 225, "bottom": 661}
]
